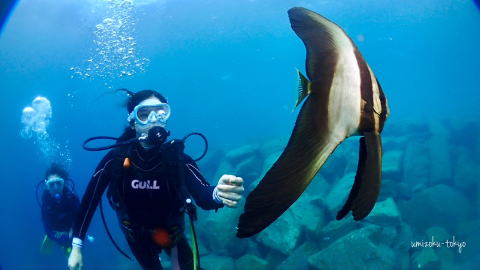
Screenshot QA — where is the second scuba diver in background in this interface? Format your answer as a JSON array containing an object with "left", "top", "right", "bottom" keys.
[
  {"left": 39, "top": 163, "right": 80, "bottom": 255},
  {"left": 68, "top": 89, "right": 244, "bottom": 270}
]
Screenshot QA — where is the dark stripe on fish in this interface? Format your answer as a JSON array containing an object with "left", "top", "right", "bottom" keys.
[
  {"left": 354, "top": 49, "right": 375, "bottom": 132},
  {"left": 376, "top": 78, "right": 388, "bottom": 132}
]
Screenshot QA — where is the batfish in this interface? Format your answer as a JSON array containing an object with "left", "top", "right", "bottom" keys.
[{"left": 237, "top": 7, "right": 389, "bottom": 238}]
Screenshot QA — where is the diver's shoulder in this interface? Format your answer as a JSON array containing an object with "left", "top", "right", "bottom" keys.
[
  {"left": 94, "top": 146, "right": 130, "bottom": 170},
  {"left": 104, "top": 145, "right": 130, "bottom": 159}
]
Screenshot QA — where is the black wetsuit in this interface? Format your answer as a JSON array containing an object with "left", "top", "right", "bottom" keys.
[
  {"left": 72, "top": 142, "right": 222, "bottom": 270},
  {"left": 41, "top": 189, "right": 80, "bottom": 248}
]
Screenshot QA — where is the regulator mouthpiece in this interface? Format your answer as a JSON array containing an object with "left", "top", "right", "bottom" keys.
[{"left": 146, "top": 126, "right": 170, "bottom": 146}]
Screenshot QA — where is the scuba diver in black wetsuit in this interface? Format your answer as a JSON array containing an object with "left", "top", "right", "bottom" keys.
[
  {"left": 68, "top": 89, "right": 244, "bottom": 270},
  {"left": 39, "top": 163, "right": 80, "bottom": 254}
]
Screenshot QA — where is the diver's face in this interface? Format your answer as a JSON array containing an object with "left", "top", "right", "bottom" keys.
[
  {"left": 131, "top": 97, "right": 170, "bottom": 138},
  {"left": 46, "top": 174, "right": 64, "bottom": 197}
]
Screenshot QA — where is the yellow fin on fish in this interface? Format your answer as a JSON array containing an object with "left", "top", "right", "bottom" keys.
[{"left": 295, "top": 69, "right": 311, "bottom": 108}]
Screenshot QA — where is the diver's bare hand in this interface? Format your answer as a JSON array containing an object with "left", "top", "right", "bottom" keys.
[
  {"left": 215, "top": 174, "right": 244, "bottom": 208},
  {"left": 68, "top": 246, "right": 83, "bottom": 270}
]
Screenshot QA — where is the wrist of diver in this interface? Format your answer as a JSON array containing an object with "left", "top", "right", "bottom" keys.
[{"left": 72, "top": 237, "right": 83, "bottom": 249}]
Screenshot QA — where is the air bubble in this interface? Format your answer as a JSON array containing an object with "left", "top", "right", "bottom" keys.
[
  {"left": 70, "top": 0, "right": 149, "bottom": 81},
  {"left": 20, "top": 96, "right": 71, "bottom": 166}
]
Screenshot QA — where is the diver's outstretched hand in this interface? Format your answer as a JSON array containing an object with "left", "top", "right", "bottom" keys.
[
  {"left": 214, "top": 174, "right": 244, "bottom": 208},
  {"left": 68, "top": 246, "right": 83, "bottom": 270}
]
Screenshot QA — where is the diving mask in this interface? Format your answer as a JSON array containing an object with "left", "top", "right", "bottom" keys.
[
  {"left": 45, "top": 177, "right": 64, "bottom": 189},
  {"left": 128, "top": 103, "right": 171, "bottom": 126}
]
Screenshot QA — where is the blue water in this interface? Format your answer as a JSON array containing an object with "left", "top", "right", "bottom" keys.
[{"left": 0, "top": 0, "right": 479, "bottom": 269}]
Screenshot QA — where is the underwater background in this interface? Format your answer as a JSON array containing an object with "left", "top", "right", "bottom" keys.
[{"left": 0, "top": 0, "right": 479, "bottom": 269}]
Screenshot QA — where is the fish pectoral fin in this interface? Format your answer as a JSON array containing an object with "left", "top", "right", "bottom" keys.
[
  {"left": 295, "top": 69, "right": 311, "bottom": 108},
  {"left": 336, "top": 132, "right": 382, "bottom": 221}
]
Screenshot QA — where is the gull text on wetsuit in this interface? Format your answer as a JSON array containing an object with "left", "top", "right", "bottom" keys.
[{"left": 131, "top": 179, "right": 160, "bottom": 190}]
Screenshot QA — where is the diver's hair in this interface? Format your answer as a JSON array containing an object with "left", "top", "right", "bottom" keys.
[
  {"left": 117, "top": 88, "right": 168, "bottom": 113},
  {"left": 117, "top": 127, "right": 136, "bottom": 142},
  {"left": 45, "top": 163, "right": 69, "bottom": 180},
  {"left": 116, "top": 88, "right": 135, "bottom": 97}
]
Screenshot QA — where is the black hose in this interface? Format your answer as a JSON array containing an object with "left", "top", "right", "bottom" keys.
[
  {"left": 35, "top": 180, "right": 44, "bottom": 207},
  {"left": 99, "top": 199, "right": 133, "bottom": 261},
  {"left": 182, "top": 133, "right": 208, "bottom": 162},
  {"left": 83, "top": 136, "right": 136, "bottom": 151}
]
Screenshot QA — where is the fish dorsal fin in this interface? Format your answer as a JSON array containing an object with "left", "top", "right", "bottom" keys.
[{"left": 295, "top": 69, "right": 311, "bottom": 108}]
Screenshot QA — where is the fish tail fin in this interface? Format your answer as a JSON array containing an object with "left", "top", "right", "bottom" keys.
[{"left": 295, "top": 69, "right": 310, "bottom": 108}]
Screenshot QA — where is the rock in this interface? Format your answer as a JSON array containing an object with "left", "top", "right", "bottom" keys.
[
  {"left": 256, "top": 210, "right": 301, "bottom": 255},
  {"left": 411, "top": 248, "right": 439, "bottom": 270},
  {"left": 234, "top": 155, "right": 264, "bottom": 187},
  {"left": 198, "top": 149, "right": 225, "bottom": 181},
  {"left": 235, "top": 254, "right": 269, "bottom": 270},
  {"left": 382, "top": 135, "right": 410, "bottom": 150},
  {"left": 411, "top": 227, "right": 456, "bottom": 270},
  {"left": 225, "top": 144, "right": 260, "bottom": 165},
  {"left": 308, "top": 225, "right": 396, "bottom": 270},
  {"left": 315, "top": 217, "right": 359, "bottom": 249},
  {"left": 453, "top": 150, "right": 480, "bottom": 194},
  {"left": 324, "top": 173, "right": 355, "bottom": 214},
  {"left": 373, "top": 224, "right": 409, "bottom": 270},
  {"left": 212, "top": 159, "right": 235, "bottom": 184},
  {"left": 399, "top": 184, "right": 470, "bottom": 232},
  {"left": 402, "top": 141, "right": 430, "bottom": 191},
  {"left": 264, "top": 249, "right": 287, "bottom": 270},
  {"left": 246, "top": 240, "right": 262, "bottom": 256},
  {"left": 248, "top": 150, "right": 282, "bottom": 192},
  {"left": 318, "top": 140, "right": 354, "bottom": 183},
  {"left": 382, "top": 150, "right": 403, "bottom": 179},
  {"left": 259, "top": 137, "right": 287, "bottom": 158},
  {"left": 341, "top": 141, "right": 360, "bottom": 175},
  {"left": 305, "top": 173, "right": 330, "bottom": 197},
  {"left": 425, "top": 226, "right": 449, "bottom": 242},
  {"left": 276, "top": 242, "right": 319, "bottom": 270},
  {"left": 378, "top": 178, "right": 403, "bottom": 201},
  {"left": 422, "top": 226, "right": 457, "bottom": 270},
  {"left": 201, "top": 255, "right": 234, "bottom": 270},
  {"left": 428, "top": 121, "right": 452, "bottom": 185},
  {"left": 366, "top": 197, "right": 402, "bottom": 226},
  {"left": 197, "top": 238, "right": 210, "bottom": 257},
  {"left": 290, "top": 193, "right": 326, "bottom": 233},
  {"left": 371, "top": 225, "right": 398, "bottom": 247},
  {"left": 261, "top": 151, "right": 282, "bottom": 177},
  {"left": 455, "top": 219, "right": 480, "bottom": 258},
  {"left": 392, "top": 223, "right": 413, "bottom": 251},
  {"left": 202, "top": 203, "right": 248, "bottom": 257}
]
